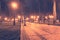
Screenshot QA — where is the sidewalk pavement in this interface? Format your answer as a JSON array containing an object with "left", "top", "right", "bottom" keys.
[{"left": 21, "top": 22, "right": 60, "bottom": 40}]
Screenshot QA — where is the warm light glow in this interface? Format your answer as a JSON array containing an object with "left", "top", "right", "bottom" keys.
[
  {"left": 36, "top": 18, "right": 38, "bottom": 21},
  {"left": 37, "top": 16, "right": 39, "bottom": 18},
  {"left": 45, "top": 16, "right": 48, "bottom": 19},
  {"left": 11, "top": 18, "right": 14, "bottom": 21},
  {"left": 4, "top": 17, "right": 8, "bottom": 21},
  {"left": 18, "top": 15, "right": 21, "bottom": 19},
  {"left": 26, "top": 18, "right": 29, "bottom": 20},
  {"left": 15, "top": 18, "right": 18, "bottom": 21},
  {"left": 49, "top": 15, "right": 54, "bottom": 19},
  {"left": 30, "top": 16, "right": 34, "bottom": 19},
  {"left": 34, "top": 16, "right": 36, "bottom": 19},
  {"left": 56, "top": 20, "right": 59, "bottom": 23},
  {"left": 30, "top": 16, "right": 36, "bottom": 19},
  {"left": 11, "top": 2, "right": 18, "bottom": 9}
]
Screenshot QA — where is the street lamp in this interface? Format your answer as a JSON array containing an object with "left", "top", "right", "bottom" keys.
[
  {"left": 10, "top": 1, "right": 18, "bottom": 25},
  {"left": 11, "top": 2, "right": 18, "bottom": 10}
]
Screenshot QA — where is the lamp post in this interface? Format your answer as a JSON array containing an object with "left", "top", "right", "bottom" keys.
[{"left": 11, "top": 2, "right": 18, "bottom": 25}]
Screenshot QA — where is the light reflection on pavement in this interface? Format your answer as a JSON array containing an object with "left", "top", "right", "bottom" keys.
[{"left": 21, "top": 22, "right": 60, "bottom": 40}]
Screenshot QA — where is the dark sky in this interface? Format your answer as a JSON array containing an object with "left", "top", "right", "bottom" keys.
[
  {"left": 0, "top": 0, "right": 58, "bottom": 16},
  {"left": 0, "top": 0, "right": 9, "bottom": 16},
  {"left": 20, "top": 0, "right": 53, "bottom": 14}
]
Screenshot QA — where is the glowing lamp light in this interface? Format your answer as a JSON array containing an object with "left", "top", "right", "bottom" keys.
[
  {"left": 11, "top": 18, "right": 14, "bottom": 21},
  {"left": 37, "top": 16, "right": 39, "bottom": 18},
  {"left": 4, "top": 17, "right": 9, "bottom": 21},
  {"left": 18, "top": 16, "right": 21, "bottom": 19},
  {"left": 26, "top": 18, "right": 29, "bottom": 20},
  {"left": 45, "top": 16, "right": 48, "bottom": 19},
  {"left": 31, "top": 16, "right": 34, "bottom": 19},
  {"left": 56, "top": 20, "right": 59, "bottom": 23},
  {"left": 4, "top": 17, "right": 8, "bottom": 21},
  {"left": 49, "top": 15, "right": 54, "bottom": 19},
  {"left": 36, "top": 18, "right": 38, "bottom": 21},
  {"left": 11, "top": 2, "right": 18, "bottom": 9}
]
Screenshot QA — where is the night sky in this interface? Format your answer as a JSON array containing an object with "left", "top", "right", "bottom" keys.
[{"left": 0, "top": 0, "right": 60, "bottom": 16}]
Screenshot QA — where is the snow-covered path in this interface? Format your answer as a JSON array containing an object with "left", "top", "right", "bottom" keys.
[{"left": 21, "top": 22, "right": 60, "bottom": 40}]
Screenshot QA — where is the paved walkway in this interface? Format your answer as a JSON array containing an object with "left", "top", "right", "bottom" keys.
[{"left": 21, "top": 22, "right": 60, "bottom": 40}]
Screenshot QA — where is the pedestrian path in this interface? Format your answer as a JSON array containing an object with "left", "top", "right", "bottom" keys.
[
  {"left": 21, "top": 22, "right": 42, "bottom": 40},
  {"left": 21, "top": 22, "right": 60, "bottom": 40}
]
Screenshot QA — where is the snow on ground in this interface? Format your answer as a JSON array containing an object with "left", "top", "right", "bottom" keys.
[{"left": 23, "top": 22, "right": 60, "bottom": 40}]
